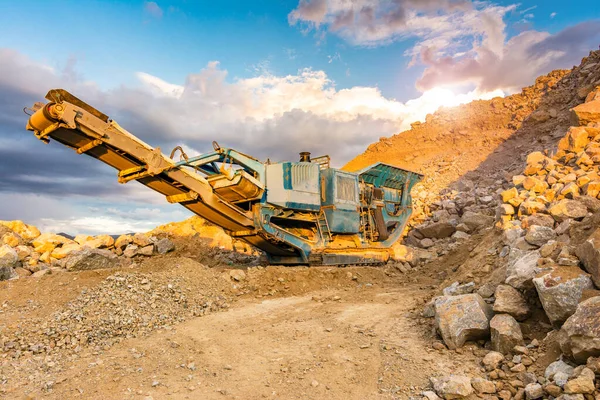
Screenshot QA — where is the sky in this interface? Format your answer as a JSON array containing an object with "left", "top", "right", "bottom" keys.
[{"left": 0, "top": 0, "right": 599, "bottom": 235}]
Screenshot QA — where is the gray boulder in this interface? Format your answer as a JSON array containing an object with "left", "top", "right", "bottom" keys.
[
  {"left": 524, "top": 225, "right": 557, "bottom": 247},
  {"left": 443, "top": 282, "right": 475, "bottom": 296},
  {"left": 434, "top": 294, "right": 493, "bottom": 349},
  {"left": 461, "top": 211, "right": 494, "bottom": 232},
  {"left": 545, "top": 360, "right": 575, "bottom": 382},
  {"left": 155, "top": 238, "right": 175, "bottom": 254},
  {"left": 417, "top": 221, "right": 456, "bottom": 239},
  {"left": 576, "top": 227, "right": 600, "bottom": 288},
  {"left": 64, "top": 248, "right": 118, "bottom": 271},
  {"left": 0, "top": 244, "right": 19, "bottom": 281},
  {"left": 493, "top": 284, "right": 530, "bottom": 321},
  {"left": 506, "top": 250, "right": 541, "bottom": 289},
  {"left": 533, "top": 266, "right": 594, "bottom": 326},
  {"left": 490, "top": 314, "right": 525, "bottom": 354},
  {"left": 560, "top": 296, "right": 600, "bottom": 363}
]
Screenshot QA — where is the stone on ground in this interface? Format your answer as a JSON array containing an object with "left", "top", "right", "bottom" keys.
[
  {"left": 524, "top": 225, "right": 556, "bottom": 247},
  {"left": 524, "top": 383, "right": 544, "bottom": 399},
  {"left": 505, "top": 251, "right": 541, "bottom": 290},
  {"left": 533, "top": 266, "right": 594, "bottom": 326},
  {"left": 64, "top": 248, "right": 119, "bottom": 271},
  {"left": 434, "top": 294, "right": 493, "bottom": 349},
  {"left": 430, "top": 375, "right": 473, "bottom": 399},
  {"left": 493, "top": 284, "right": 531, "bottom": 321},
  {"left": 576, "top": 227, "right": 600, "bottom": 288},
  {"left": 155, "top": 238, "right": 175, "bottom": 254},
  {"left": 0, "top": 244, "right": 19, "bottom": 281},
  {"left": 482, "top": 351, "right": 504, "bottom": 371},
  {"left": 548, "top": 199, "right": 588, "bottom": 222},
  {"left": 572, "top": 100, "right": 600, "bottom": 125},
  {"left": 0, "top": 220, "right": 41, "bottom": 240},
  {"left": 563, "top": 367, "right": 595, "bottom": 394},
  {"left": 490, "top": 314, "right": 524, "bottom": 354},
  {"left": 559, "top": 296, "right": 600, "bottom": 363}
]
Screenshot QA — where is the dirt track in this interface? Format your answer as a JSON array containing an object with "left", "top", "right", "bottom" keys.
[{"left": 0, "top": 252, "right": 490, "bottom": 400}]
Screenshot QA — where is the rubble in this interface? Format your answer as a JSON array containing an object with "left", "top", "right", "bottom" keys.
[
  {"left": 533, "top": 266, "right": 594, "bottom": 326},
  {"left": 560, "top": 296, "right": 600, "bottom": 363},
  {"left": 430, "top": 375, "right": 473, "bottom": 399},
  {"left": 490, "top": 314, "right": 525, "bottom": 354},
  {"left": 492, "top": 284, "right": 531, "bottom": 321},
  {"left": 434, "top": 294, "right": 493, "bottom": 349}
]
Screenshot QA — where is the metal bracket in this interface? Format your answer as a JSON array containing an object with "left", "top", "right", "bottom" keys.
[
  {"left": 76, "top": 139, "right": 103, "bottom": 154},
  {"left": 166, "top": 191, "right": 199, "bottom": 204}
]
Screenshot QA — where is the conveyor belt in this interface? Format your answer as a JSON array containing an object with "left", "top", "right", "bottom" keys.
[{"left": 25, "top": 89, "right": 292, "bottom": 256}]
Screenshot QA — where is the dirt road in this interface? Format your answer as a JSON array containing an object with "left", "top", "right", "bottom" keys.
[{"left": 0, "top": 256, "right": 485, "bottom": 399}]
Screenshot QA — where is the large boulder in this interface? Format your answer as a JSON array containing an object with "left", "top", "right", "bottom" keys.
[
  {"left": 417, "top": 222, "right": 456, "bottom": 239},
  {"left": 51, "top": 243, "right": 83, "bottom": 260},
  {"left": 576, "top": 227, "right": 600, "bottom": 288},
  {"left": 493, "top": 285, "right": 530, "bottom": 321},
  {"left": 460, "top": 212, "right": 494, "bottom": 232},
  {"left": 533, "top": 266, "right": 594, "bottom": 326},
  {"left": 506, "top": 251, "right": 541, "bottom": 290},
  {"left": 430, "top": 375, "right": 473, "bottom": 399},
  {"left": 0, "top": 244, "right": 19, "bottom": 280},
  {"left": 0, "top": 220, "right": 41, "bottom": 240},
  {"left": 548, "top": 200, "right": 588, "bottom": 222},
  {"left": 155, "top": 238, "right": 175, "bottom": 255},
  {"left": 80, "top": 234, "right": 115, "bottom": 249},
  {"left": 114, "top": 234, "right": 133, "bottom": 250},
  {"left": 434, "top": 294, "right": 493, "bottom": 349},
  {"left": 524, "top": 225, "right": 557, "bottom": 247},
  {"left": 560, "top": 296, "right": 600, "bottom": 363},
  {"left": 572, "top": 100, "right": 600, "bottom": 126},
  {"left": 490, "top": 314, "right": 525, "bottom": 354},
  {"left": 64, "top": 248, "right": 118, "bottom": 271}
]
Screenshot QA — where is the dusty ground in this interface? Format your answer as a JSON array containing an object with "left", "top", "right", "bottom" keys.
[{"left": 0, "top": 242, "right": 492, "bottom": 400}]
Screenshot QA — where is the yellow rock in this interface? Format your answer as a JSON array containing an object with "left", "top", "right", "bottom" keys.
[
  {"left": 0, "top": 220, "right": 41, "bottom": 240},
  {"left": 558, "top": 127, "right": 590, "bottom": 153},
  {"left": 83, "top": 235, "right": 115, "bottom": 249},
  {"left": 39, "top": 251, "right": 52, "bottom": 264},
  {"left": 34, "top": 242, "right": 56, "bottom": 254},
  {"left": 2, "top": 232, "right": 22, "bottom": 247},
  {"left": 32, "top": 233, "right": 71, "bottom": 248},
  {"left": 390, "top": 243, "right": 414, "bottom": 263},
  {"left": 115, "top": 234, "right": 133, "bottom": 249},
  {"left": 15, "top": 245, "right": 32, "bottom": 261},
  {"left": 586, "top": 180, "right": 600, "bottom": 198},
  {"left": 74, "top": 234, "right": 94, "bottom": 245},
  {"left": 572, "top": 100, "right": 600, "bottom": 125},
  {"left": 51, "top": 243, "right": 82, "bottom": 259},
  {"left": 501, "top": 187, "right": 518, "bottom": 202},
  {"left": 522, "top": 177, "right": 548, "bottom": 193}
]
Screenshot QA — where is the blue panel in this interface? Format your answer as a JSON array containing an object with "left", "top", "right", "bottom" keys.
[
  {"left": 324, "top": 208, "right": 360, "bottom": 233},
  {"left": 282, "top": 162, "right": 292, "bottom": 190}
]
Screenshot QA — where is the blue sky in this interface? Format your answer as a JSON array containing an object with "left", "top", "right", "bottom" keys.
[
  {"left": 0, "top": 0, "right": 599, "bottom": 234},
  {"left": 2, "top": 0, "right": 596, "bottom": 100}
]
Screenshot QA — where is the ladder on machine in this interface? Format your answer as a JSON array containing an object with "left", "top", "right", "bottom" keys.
[{"left": 316, "top": 210, "right": 333, "bottom": 242}]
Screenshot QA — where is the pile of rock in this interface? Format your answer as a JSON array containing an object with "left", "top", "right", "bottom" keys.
[
  {"left": 1, "top": 268, "right": 229, "bottom": 358},
  {"left": 0, "top": 220, "right": 175, "bottom": 280},
  {"left": 406, "top": 179, "right": 498, "bottom": 253},
  {"left": 427, "top": 353, "right": 599, "bottom": 399}
]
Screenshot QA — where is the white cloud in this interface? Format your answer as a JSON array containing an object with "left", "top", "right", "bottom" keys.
[
  {"left": 550, "top": 12, "right": 557, "bottom": 19},
  {"left": 288, "top": 1, "right": 600, "bottom": 94},
  {"left": 144, "top": 1, "right": 163, "bottom": 19},
  {"left": 288, "top": 0, "right": 512, "bottom": 59}
]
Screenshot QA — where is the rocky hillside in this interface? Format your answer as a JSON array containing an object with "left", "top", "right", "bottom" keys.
[
  {"left": 384, "top": 50, "right": 600, "bottom": 399},
  {"left": 346, "top": 51, "right": 600, "bottom": 228}
]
